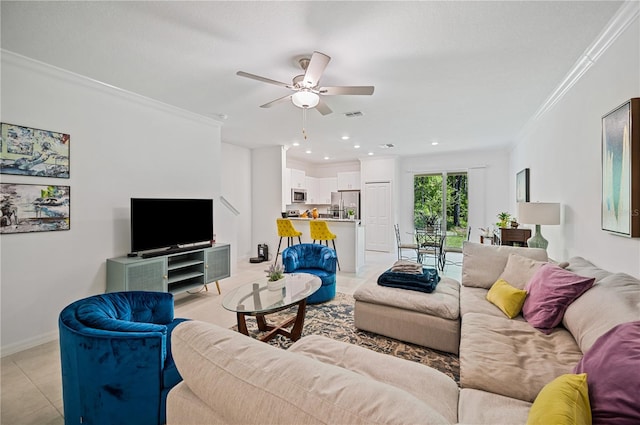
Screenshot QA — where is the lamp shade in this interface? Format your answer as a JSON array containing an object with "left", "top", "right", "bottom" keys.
[
  {"left": 291, "top": 90, "right": 319, "bottom": 109},
  {"left": 517, "top": 202, "right": 560, "bottom": 225}
]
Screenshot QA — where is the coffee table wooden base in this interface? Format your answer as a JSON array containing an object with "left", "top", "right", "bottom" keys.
[{"left": 236, "top": 298, "right": 308, "bottom": 342}]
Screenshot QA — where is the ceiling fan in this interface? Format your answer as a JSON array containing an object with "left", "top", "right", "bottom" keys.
[{"left": 236, "top": 51, "right": 374, "bottom": 115}]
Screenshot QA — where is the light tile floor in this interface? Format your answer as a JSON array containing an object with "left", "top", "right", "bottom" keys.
[{"left": 1, "top": 250, "right": 462, "bottom": 424}]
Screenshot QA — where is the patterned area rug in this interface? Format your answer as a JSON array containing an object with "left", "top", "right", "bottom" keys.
[{"left": 235, "top": 292, "right": 460, "bottom": 383}]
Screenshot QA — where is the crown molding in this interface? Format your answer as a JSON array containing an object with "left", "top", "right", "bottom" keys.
[
  {"left": 1, "top": 49, "right": 223, "bottom": 128},
  {"left": 518, "top": 0, "right": 639, "bottom": 139}
]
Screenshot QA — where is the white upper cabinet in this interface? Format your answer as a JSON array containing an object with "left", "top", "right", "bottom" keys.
[
  {"left": 318, "top": 177, "right": 337, "bottom": 204},
  {"left": 337, "top": 171, "right": 361, "bottom": 190},
  {"left": 305, "top": 176, "right": 318, "bottom": 204},
  {"left": 290, "top": 168, "right": 306, "bottom": 189}
]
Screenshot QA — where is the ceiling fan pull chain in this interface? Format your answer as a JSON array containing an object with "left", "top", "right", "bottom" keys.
[{"left": 302, "top": 108, "right": 308, "bottom": 140}]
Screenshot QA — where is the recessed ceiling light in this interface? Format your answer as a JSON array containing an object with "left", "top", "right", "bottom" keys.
[
  {"left": 354, "top": 144, "right": 360, "bottom": 149},
  {"left": 341, "top": 136, "right": 350, "bottom": 140},
  {"left": 324, "top": 156, "right": 329, "bottom": 160},
  {"left": 368, "top": 152, "right": 374, "bottom": 156},
  {"left": 293, "top": 142, "right": 300, "bottom": 146},
  {"left": 431, "top": 141, "right": 439, "bottom": 146}
]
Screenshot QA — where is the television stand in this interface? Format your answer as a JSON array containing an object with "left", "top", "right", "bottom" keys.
[{"left": 107, "top": 244, "right": 230, "bottom": 295}]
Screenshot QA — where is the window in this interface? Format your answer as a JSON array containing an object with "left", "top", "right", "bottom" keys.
[{"left": 414, "top": 172, "right": 468, "bottom": 251}]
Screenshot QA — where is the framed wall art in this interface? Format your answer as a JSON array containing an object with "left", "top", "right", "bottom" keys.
[
  {"left": 0, "top": 183, "right": 70, "bottom": 234},
  {"left": 516, "top": 168, "right": 530, "bottom": 203},
  {"left": 0, "top": 123, "right": 70, "bottom": 178},
  {"left": 601, "top": 98, "right": 640, "bottom": 237}
]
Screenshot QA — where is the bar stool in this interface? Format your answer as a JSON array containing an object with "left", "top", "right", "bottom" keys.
[
  {"left": 309, "top": 220, "right": 340, "bottom": 271},
  {"left": 275, "top": 219, "right": 302, "bottom": 264}
]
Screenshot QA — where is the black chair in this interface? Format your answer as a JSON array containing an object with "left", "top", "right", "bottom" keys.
[{"left": 416, "top": 227, "right": 446, "bottom": 271}]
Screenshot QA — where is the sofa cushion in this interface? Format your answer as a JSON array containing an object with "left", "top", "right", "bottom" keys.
[
  {"left": 486, "top": 279, "right": 527, "bottom": 319},
  {"left": 522, "top": 264, "right": 595, "bottom": 334},
  {"left": 563, "top": 272, "right": 640, "bottom": 353},
  {"left": 460, "top": 313, "right": 583, "bottom": 402},
  {"left": 353, "top": 277, "right": 459, "bottom": 320},
  {"left": 289, "top": 334, "right": 459, "bottom": 423},
  {"left": 462, "top": 242, "right": 548, "bottom": 289},
  {"left": 498, "top": 253, "right": 546, "bottom": 290},
  {"left": 574, "top": 321, "right": 640, "bottom": 425},
  {"left": 565, "top": 256, "right": 612, "bottom": 282},
  {"left": 171, "top": 320, "right": 454, "bottom": 425},
  {"left": 458, "top": 389, "right": 531, "bottom": 425},
  {"left": 460, "top": 286, "right": 522, "bottom": 319},
  {"left": 526, "top": 373, "right": 591, "bottom": 425}
]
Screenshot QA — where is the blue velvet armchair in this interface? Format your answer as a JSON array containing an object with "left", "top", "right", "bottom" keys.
[
  {"left": 282, "top": 243, "right": 337, "bottom": 303},
  {"left": 58, "top": 291, "right": 188, "bottom": 425}
]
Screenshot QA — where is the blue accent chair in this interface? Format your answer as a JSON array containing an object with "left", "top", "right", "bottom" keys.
[
  {"left": 282, "top": 243, "right": 337, "bottom": 303},
  {"left": 58, "top": 291, "right": 188, "bottom": 425}
]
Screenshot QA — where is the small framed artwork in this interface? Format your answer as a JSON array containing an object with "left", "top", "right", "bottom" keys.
[
  {"left": 0, "top": 183, "right": 70, "bottom": 234},
  {"left": 602, "top": 98, "right": 640, "bottom": 237},
  {"left": 516, "top": 168, "right": 530, "bottom": 203},
  {"left": 0, "top": 123, "right": 70, "bottom": 178}
]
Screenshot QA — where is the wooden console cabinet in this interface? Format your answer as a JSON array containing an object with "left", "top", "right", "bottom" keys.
[
  {"left": 493, "top": 228, "right": 531, "bottom": 247},
  {"left": 106, "top": 244, "right": 230, "bottom": 295}
]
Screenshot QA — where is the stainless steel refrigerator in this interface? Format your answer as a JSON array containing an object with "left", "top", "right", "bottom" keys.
[{"left": 330, "top": 191, "right": 360, "bottom": 219}]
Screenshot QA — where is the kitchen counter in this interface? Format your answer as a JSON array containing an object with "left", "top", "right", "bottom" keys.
[{"left": 286, "top": 218, "right": 364, "bottom": 273}]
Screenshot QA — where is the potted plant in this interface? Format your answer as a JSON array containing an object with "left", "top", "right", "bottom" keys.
[
  {"left": 265, "top": 263, "right": 286, "bottom": 290},
  {"left": 496, "top": 212, "right": 511, "bottom": 228},
  {"left": 347, "top": 208, "right": 355, "bottom": 219}
]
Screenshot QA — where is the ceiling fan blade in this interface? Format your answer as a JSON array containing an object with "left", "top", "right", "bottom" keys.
[
  {"left": 315, "top": 99, "right": 333, "bottom": 115},
  {"left": 303, "top": 51, "right": 331, "bottom": 87},
  {"left": 319, "top": 86, "right": 375, "bottom": 96},
  {"left": 237, "top": 71, "right": 292, "bottom": 89},
  {"left": 260, "top": 94, "right": 292, "bottom": 109}
]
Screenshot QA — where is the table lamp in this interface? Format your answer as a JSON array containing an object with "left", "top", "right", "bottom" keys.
[{"left": 517, "top": 202, "right": 560, "bottom": 249}]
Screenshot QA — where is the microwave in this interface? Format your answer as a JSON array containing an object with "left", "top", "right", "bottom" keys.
[{"left": 291, "top": 188, "right": 307, "bottom": 203}]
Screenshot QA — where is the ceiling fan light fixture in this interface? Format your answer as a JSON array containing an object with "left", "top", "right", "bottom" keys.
[{"left": 291, "top": 90, "right": 320, "bottom": 109}]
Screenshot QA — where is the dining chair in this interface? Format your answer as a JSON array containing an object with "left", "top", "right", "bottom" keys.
[{"left": 394, "top": 224, "right": 418, "bottom": 260}]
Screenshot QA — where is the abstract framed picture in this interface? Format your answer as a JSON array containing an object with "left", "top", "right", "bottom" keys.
[
  {"left": 516, "top": 168, "right": 530, "bottom": 203},
  {"left": 0, "top": 183, "right": 70, "bottom": 234},
  {"left": 0, "top": 123, "right": 70, "bottom": 178},
  {"left": 601, "top": 98, "right": 640, "bottom": 237}
]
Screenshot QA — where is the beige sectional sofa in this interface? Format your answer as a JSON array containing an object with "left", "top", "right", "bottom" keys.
[{"left": 166, "top": 242, "right": 640, "bottom": 424}]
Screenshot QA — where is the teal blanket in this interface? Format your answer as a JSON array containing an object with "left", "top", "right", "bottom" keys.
[{"left": 377, "top": 267, "right": 440, "bottom": 293}]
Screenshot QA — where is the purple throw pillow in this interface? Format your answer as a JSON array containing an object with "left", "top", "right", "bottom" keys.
[
  {"left": 522, "top": 263, "right": 595, "bottom": 334},
  {"left": 574, "top": 321, "right": 640, "bottom": 425}
]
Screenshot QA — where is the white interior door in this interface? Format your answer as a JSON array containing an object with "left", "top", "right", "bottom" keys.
[{"left": 365, "top": 182, "right": 391, "bottom": 251}]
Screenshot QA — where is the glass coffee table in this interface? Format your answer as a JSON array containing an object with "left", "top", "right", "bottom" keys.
[{"left": 222, "top": 273, "right": 321, "bottom": 342}]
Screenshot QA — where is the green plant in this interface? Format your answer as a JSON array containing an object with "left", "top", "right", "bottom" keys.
[
  {"left": 347, "top": 208, "right": 355, "bottom": 216},
  {"left": 496, "top": 212, "right": 511, "bottom": 227},
  {"left": 265, "top": 263, "right": 284, "bottom": 282}
]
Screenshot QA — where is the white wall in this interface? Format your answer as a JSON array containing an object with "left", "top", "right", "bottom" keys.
[
  {"left": 220, "top": 143, "right": 252, "bottom": 263},
  {"left": 252, "top": 145, "right": 286, "bottom": 262},
  {"left": 511, "top": 15, "right": 640, "bottom": 276},
  {"left": 398, "top": 148, "right": 511, "bottom": 243},
  {"left": 0, "top": 52, "right": 223, "bottom": 355}
]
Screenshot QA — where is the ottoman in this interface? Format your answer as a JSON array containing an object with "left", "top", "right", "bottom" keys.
[{"left": 353, "top": 277, "right": 461, "bottom": 354}]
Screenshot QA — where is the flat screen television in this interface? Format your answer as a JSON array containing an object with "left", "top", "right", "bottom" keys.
[{"left": 130, "top": 198, "right": 213, "bottom": 253}]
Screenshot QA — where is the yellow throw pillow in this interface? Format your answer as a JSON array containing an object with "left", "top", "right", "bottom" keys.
[
  {"left": 486, "top": 278, "right": 528, "bottom": 318},
  {"left": 527, "top": 373, "right": 591, "bottom": 425}
]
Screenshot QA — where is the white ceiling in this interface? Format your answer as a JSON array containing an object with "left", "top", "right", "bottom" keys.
[{"left": 1, "top": 1, "right": 623, "bottom": 164}]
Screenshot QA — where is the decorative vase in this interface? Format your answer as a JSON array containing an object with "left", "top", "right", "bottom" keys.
[
  {"left": 267, "top": 277, "right": 286, "bottom": 291},
  {"left": 312, "top": 208, "right": 319, "bottom": 219}
]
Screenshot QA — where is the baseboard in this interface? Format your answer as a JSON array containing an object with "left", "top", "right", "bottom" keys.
[{"left": 1, "top": 330, "right": 58, "bottom": 358}]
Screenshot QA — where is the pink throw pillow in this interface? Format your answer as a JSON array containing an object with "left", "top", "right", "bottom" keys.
[
  {"left": 522, "top": 263, "right": 594, "bottom": 334},
  {"left": 574, "top": 321, "right": 640, "bottom": 425}
]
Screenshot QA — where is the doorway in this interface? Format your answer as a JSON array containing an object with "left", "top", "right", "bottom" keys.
[{"left": 414, "top": 172, "right": 468, "bottom": 251}]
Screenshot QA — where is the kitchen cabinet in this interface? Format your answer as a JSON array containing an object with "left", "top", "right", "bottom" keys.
[
  {"left": 337, "top": 171, "right": 360, "bottom": 190},
  {"left": 305, "top": 176, "right": 318, "bottom": 203},
  {"left": 318, "top": 177, "right": 337, "bottom": 204},
  {"left": 290, "top": 168, "right": 306, "bottom": 189}
]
